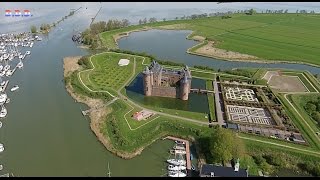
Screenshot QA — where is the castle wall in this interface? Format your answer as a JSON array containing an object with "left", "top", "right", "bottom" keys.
[
  {"left": 151, "top": 86, "right": 177, "bottom": 98},
  {"left": 180, "top": 81, "right": 190, "bottom": 100}
]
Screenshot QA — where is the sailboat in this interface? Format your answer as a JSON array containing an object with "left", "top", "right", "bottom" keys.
[
  {"left": 107, "top": 162, "right": 111, "bottom": 177},
  {"left": 17, "top": 61, "right": 23, "bottom": 69},
  {"left": 0, "top": 94, "right": 7, "bottom": 105},
  {"left": 0, "top": 105, "right": 7, "bottom": 118},
  {"left": 0, "top": 143, "right": 4, "bottom": 153}
]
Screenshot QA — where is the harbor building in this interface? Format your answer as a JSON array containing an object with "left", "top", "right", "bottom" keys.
[{"left": 142, "top": 61, "right": 192, "bottom": 100}]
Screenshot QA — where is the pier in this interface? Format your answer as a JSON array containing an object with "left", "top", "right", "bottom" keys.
[
  {"left": 163, "top": 136, "right": 191, "bottom": 170},
  {"left": 190, "top": 88, "right": 214, "bottom": 94}
]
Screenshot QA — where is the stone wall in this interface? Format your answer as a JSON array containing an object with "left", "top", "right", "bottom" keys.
[{"left": 151, "top": 86, "right": 178, "bottom": 98}]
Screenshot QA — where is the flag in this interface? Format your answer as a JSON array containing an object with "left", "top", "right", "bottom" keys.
[
  {"left": 14, "top": 10, "right": 21, "bottom": 17},
  {"left": 5, "top": 10, "right": 11, "bottom": 17},
  {"left": 24, "top": 10, "right": 31, "bottom": 17}
]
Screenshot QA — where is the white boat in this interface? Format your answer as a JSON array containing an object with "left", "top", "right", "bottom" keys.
[
  {"left": 167, "top": 159, "right": 186, "bottom": 166},
  {"left": 0, "top": 143, "right": 4, "bottom": 153},
  {"left": 0, "top": 121, "right": 2, "bottom": 128},
  {"left": 3, "top": 65, "right": 10, "bottom": 72},
  {"left": 0, "top": 106, "right": 7, "bottom": 118},
  {"left": 30, "top": 42, "right": 33, "bottom": 48},
  {"left": 0, "top": 164, "right": 3, "bottom": 171},
  {"left": 175, "top": 140, "right": 186, "bottom": 145},
  {"left": 168, "top": 165, "right": 186, "bottom": 171},
  {"left": 19, "top": 54, "right": 23, "bottom": 59},
  {"left": 0, "top": 66, "right": 3, "bottom": 72},
  {"left": 173, "top": 145, "right": 185, "bottom": 150},
  {"left": 168, "top": 171, "right": 187, "bottom": 177},
  {"left": 26, "top": 51, "right": 31, "bottom": 55},
  {"left": 0, "top": 72, "right": 5, "bottom": 77},
  {"left": 10, "top": 85, "right": 19, "bottom": 92},
  {"left": 5, "top": 98, "right": 9, "bottom": 104},
  {"left": 175, "top": 150, "right": 187, "bottom": 154},
  {"left": 0, "top": 94, "right": 7, "bottom": 104},
  {"left": 17, "top": 62, "right": 23, "bottom": 69},
  {"left": 5, "top": 70, "right": 12, "bottom": 77}
]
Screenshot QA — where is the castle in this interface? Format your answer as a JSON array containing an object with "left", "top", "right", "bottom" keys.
[{"left": 142, "top": 61, "right": 192, "bottom": 100}]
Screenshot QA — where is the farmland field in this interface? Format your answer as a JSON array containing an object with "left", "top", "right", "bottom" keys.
[{"left": 100, "top": 14, "right": 320, "bottom": 66}]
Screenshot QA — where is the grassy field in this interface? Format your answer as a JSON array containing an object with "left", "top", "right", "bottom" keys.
[
  {"left": 290, "top": 94, "right": 320, "bottom": 133},
  {"left": 100, "top": 14, "right": 320, "bottom": 66},
  {"left": 206, "top": 80, "right": 216, "bottom": 122},
  {"left": 277, "top": 94, "right": 320, "bottom": 150}
]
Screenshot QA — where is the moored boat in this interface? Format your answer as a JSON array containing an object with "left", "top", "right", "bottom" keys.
[
  {"left": 0, "top": 106, "right": 7, "bottom": 118},
  {"left": 167, "top": 159, "right": 186, "bottom": 166},
  {"left": 168, "top": 170, "right": 187, "bottom": 177},
  {"left": 168, "top": 165, "right": 186, "bottom": 171},
  {"left": 10, "top": 85, "right": 19, "bottom": 92}
]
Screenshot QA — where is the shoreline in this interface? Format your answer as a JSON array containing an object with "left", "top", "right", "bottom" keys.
[
  {"left": 111, "top": 27, "right": 320, "bottom": 69},
  {"left": 62, "top": 56, "right": 176, "bottom": 159}
]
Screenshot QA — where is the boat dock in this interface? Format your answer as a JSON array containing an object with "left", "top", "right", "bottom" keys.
[{"left": 163, "top": 136, "right": 191, "bottom": 170}]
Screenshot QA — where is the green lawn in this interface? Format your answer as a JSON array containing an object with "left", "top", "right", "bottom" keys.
[
  {"left": 277, "top": 94, "right": 320, "bottom": 150},
  {"left": 100, "top": 14, "right": 320, "bottom": 66},
  {"left": 290, "top": 94, "right": 320, "bottom": 133},
  {"left": 206, "top": 80, "right": 216, "bottom": 122}
]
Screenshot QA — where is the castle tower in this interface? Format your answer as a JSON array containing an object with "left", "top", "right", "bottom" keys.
[
  {"left": 180, "top": 75, "right": 190, "bottom": 100},
  {"left": 143, "top": 66, "right": 152, "bottom": 96}
]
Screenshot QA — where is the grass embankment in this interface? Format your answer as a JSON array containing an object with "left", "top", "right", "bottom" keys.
[
  {"left": 290, "top": 94, "right": 320, "bottom": 133},
  {"left": 100, "top": 14, "right": 320, "bottom": 67},
  {"left": 277, "top": 94, "right": 320, "bottom": 150},
  {"left": 206, "top": 80, "right": 216, "bottom": 122}
]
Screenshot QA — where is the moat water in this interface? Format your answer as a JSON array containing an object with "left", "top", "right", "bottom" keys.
[{"left": 126, "top": 76, "right": 209, "bottom": 114}]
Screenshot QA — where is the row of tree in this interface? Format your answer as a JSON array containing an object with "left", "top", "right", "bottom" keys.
[{"left": 304, "top": 97, "right": 320, "bottom": 126}]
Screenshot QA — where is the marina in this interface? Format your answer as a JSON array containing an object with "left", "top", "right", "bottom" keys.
[
  {"left": 163, "top": 136, "right": 193, "bottom": 177},
  {"left": 0, "top": 32, "right": 41, "bottom": 175}
]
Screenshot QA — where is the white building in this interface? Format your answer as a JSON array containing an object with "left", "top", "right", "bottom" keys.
[{"left": 118, "top": 59, "right": 130, "bottom": 66}]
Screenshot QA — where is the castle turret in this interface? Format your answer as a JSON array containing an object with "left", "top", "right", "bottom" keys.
[
  {"left": 143, "top": 66, "right": 152, "bottom": 96},
  {"left": 180, "top": 75, "right": 190, "bottom": 100}
]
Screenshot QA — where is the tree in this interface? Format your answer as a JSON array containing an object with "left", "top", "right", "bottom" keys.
[
  {"left": 305, "top": 102, "right": 317, "bottom": 114},
  {"left": 208, "top": 127, "right": 245, "bottom": 165},
  {"left": 148, "top": 17, "right": 157, "bottom": 23},
  {"left": 175, "top": 17, "right": 178, "bottom": 20},
  {"left": 247, "top": 8, "right": 256, "bottom": 15},
  {"left": 163, "top": 18, "right": 166, "bottom": 22},
  {"left": 138, "top": 19, "right": 143, "bottom": 25},
  {"left": 143, "top": 18, "right": 147, "bottom": 24},
  {"left": 30, "top": 25, "right": 37, "bottom": 33}
]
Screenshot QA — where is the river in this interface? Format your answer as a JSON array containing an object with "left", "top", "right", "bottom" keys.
[{"left": 0, "top": 2, "right": 319, "bottom": 177}]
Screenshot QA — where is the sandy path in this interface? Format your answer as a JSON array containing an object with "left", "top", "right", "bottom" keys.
[{"left": 195, "top": 41, "right": 259, "bottom": 60}]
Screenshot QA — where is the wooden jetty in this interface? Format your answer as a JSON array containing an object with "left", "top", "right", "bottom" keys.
[{"left": 163, "top": 136, "right": 191, "bottom": 170}]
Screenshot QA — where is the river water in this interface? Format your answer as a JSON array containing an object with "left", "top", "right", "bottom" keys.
[{"left": 0, "top": 2, "right": 319, "bottom": 177}]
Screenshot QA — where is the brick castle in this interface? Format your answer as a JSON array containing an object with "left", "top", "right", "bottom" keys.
[{"left": 142, "top": 61, "right": 192, "bottom": 100}]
